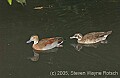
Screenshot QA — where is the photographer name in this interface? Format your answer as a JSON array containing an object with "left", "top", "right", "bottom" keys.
[{"left": 71, "top": 71, "right": 119, "bottom": 76}]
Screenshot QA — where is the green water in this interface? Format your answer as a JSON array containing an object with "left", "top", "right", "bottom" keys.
[{"left": 0, "top": 0, "right": 120, "bottom": 78}]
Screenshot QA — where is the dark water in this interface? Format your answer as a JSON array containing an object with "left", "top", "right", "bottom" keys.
[{"left": 0, "top": 0, "right": 120, "bottom": 78}]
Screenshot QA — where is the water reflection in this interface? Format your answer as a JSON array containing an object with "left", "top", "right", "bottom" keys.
[
  {"left": 28, "top": 48, "right": 58, "bottom": 62},
  {"left": 71, "top": 40, "right": 108, "bottom": 51}
]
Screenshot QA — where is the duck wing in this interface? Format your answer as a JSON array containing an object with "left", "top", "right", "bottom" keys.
[
  {"left": 39, "top": 37, "right": 63, "bottom": 45},
  {"left": 82, "top": 32, "right": 107, "bottom": 40},
  {"left": 39, "top": 38, "right": 56, "bottom": 46}
]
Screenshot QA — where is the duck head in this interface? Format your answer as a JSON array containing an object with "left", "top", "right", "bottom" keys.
[
  {"left": 70, "top": 33, "right": 83, "bottom": 40},
  {"left": 26, "top": 35, "right": 39, "bottom": 44}
]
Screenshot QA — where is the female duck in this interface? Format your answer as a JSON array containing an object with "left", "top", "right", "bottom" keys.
[
  {"left": 26, "top": 35, "right": 63, "bottom": 51},
  {"left": 70, "top": 31, "right": 112, "bottom": 44}
]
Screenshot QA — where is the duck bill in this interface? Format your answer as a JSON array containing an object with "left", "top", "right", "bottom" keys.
[
  {"left": 70, "top": 36, "right": 76, "bottom": 39},
  {"left": 26, "top": 40, "right": 32, "bottom": 43}
]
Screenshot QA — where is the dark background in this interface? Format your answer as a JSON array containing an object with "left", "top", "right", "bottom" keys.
[{"left": 0, "top": 0, "right": 120, "bottom": 78}]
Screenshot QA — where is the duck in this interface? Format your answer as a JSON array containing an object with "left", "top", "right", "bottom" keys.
[
  {"left": 26, "top": 35, "right": 63, "bottom": 51},
  {"left": 70, "top": 31, "right": 112, "bottom": 44}
]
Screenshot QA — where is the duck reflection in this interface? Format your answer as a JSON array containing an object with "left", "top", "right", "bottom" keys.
[
  {"left": 28, "top": 48, "right": 58, "bottom": 62},
  {"left": 71, "top": 40, "right": 107, "bottom": 51}
]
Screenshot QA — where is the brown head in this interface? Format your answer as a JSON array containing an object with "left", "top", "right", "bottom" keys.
[{"left": 26, "top": 35, "right": 39, "bottom": 44}]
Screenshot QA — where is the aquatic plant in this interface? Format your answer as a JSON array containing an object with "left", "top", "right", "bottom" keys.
[
  {"left": 7, "top": 0, "right": 12, "bottom": 5},
  {"left": 7, "top": 0, "right": 26, "bottom": 6}
]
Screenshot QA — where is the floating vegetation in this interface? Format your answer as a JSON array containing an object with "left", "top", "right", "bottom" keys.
[
  {"left": 34, "top": 5, "right": 53, "bottom": 10},
  {"left": 16, "top": 0, "right": 26, "bottom": 6},
  {"left": 34, "top": 6, "right": 44, "bottom": 10}
]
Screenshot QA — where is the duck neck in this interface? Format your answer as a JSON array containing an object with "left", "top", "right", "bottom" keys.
[
  {"left": 77, "top": 35, "right": 82, "bottom": 41},
  {"left": 77, "top": 36, "right": 82, "bottom": 41},
  {"left": 34, "top": 40, "right": 38, "bottom": 44},
  {"left": 78, "top": 38, "right": 82, "bottom": 40}
]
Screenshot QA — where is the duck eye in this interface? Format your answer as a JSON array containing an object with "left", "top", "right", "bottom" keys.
[{"left": 75, "top": 35, "right": 77, "bottom": 37}]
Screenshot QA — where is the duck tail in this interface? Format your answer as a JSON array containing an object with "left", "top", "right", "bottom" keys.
[{"left": 106, "top": 31, "right": 112, "bottom": 35}]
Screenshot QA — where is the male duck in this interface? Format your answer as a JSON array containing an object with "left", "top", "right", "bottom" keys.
[
  {"left": 70, "top": 31, "right": 112, "bottom": 44},
  {"left": 26, "top": 35, "right": 63, "bottom": 51}
]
